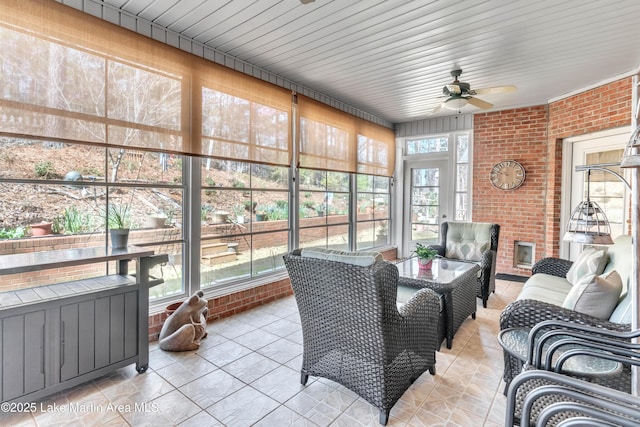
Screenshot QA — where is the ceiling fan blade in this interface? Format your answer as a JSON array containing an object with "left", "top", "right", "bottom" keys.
[
  {"left": 467, "top": 96, "right": 493, "bottom": 110},
  {"left": 472, "top": 85, "right": 517, "bottom": 95},
  {"left": 431, "top": 102, "right": 445, "bottom": 114}
]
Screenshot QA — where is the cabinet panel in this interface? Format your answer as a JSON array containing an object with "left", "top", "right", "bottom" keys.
[
  {"left": 60, "top": 305, "right": 79, "bottom": 382},
  {"left": 24, "top": 311, "right": 46, "bottom": 395},
  {"left": 109, "top": 294, "right": 125, "bottom": 363},
  {"left": 78, "top": 301, "right": 95, "bottom": 376},
  {"left": 124, "top": 292, "right": 138, "bottom": 359},
  {"left": 95, "top": 297, "right": 110, "bottom": 369},
  {"left": 2, "top": 310, "right": 45, "bottom": 401},
  {"left": 60, "top": 292, "right": 140, "bottom": 381}
]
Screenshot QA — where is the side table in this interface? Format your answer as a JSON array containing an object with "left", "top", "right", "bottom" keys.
[{"left": 397, "top": 257, "right": 479, "bottom": 349}]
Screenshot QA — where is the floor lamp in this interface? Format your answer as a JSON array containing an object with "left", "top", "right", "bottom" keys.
[
  {"left": 620, "top": 125, "right": 640, "bottom": 398},
  {"left": 565, "top": 125, "right": 640, "bottom": 397}
]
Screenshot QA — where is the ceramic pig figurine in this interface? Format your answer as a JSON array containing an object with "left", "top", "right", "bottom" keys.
[{"left": 159, "top": 291, "right": 209, "bottom": 351}]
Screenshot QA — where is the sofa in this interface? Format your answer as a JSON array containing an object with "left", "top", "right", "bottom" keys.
[{"left": 500, "top": 234, "right": 634, "bottom": 391}]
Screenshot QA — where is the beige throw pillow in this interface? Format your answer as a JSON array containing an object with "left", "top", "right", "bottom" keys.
[
  {"left": 565, "top": 247, "right": 609, "bottom": 285},
  {"left": 562, "top": 270, "right": 623, "bottom": 320}
]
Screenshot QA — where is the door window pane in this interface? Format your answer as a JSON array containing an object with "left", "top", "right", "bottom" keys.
[
  {"left": 411, "top": 167, "right": 439, "bottom": 242},
  {"left": 406, "top": 137, "right": 448, "bottom": 154}
]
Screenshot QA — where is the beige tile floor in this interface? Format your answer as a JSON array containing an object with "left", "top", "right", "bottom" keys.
[{"left": 2, "top": 279, "right": 524, "bottom": 427}]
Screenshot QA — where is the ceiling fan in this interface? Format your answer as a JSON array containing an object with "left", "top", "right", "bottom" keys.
[{"left": 432, "top": 69, "right": 516, "bottom": 113}]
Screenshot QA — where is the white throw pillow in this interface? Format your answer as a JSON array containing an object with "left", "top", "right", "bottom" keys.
[
  {"left": 562, "top": 270, "right": 623, "bottom": 320},
  {"left": 565, "top": 247, "right": 609, "bottom": 285},
  {"left": 445, "top": 241, "right": 489, "bottom": 262}
]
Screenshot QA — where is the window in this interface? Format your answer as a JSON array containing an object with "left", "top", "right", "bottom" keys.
[
  {"left": 455, "top": 133, "right": 470, "bottom": 220},
  {"left": 404, "top": 131, "right": 472, "bottom": 226},
  {"left": 0, "top": 3, "right": 397, "bottom": 306},
  {"left": 298, "top": 169, "right": 350, "bottom": 251},
  {"left": 406, "top": 136, "right": 449, "bottom": 154},
  {"left": 356, "top": 175, "right": 391, "bottom": 249},
  {"left": 0, "top": 138, "right": 185, "bottom": 295},
  {"left": 200, "top": 161, "right": 290, "bottom": 288}
]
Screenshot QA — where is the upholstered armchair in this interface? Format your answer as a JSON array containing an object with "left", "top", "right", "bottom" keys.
[
  {"left": 283, "top": 248, "right": 441, "bottom": 425},
  {"left": 428, "top": 221, "right": 500, "bottom": 307}
]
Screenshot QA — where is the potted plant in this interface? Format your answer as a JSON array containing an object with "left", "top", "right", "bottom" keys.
[
  {"left": 231, "top": 204, "right": 245, "bottom": 224},
  {"left": 376, "top": 222, "right": 388, "bottom": 244},
  {"left": 107, "top": 203, "right": 131, "bottom": 249},
  {"left": 145, "top": 211, "right": 168, "bottom": 229},
  {"left": 255, "top": 205, "right": 268, "bottom": 222},
  {"left": 211, "top": 210, "right": 230, "bottom": 224},
  {"left": 414, "top": 242, "right": 438, "bottom": 270},
  {"left": 29, "top": 221, "right": 53, "bottom": 236}
]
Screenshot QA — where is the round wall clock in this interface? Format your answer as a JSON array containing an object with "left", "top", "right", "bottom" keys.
[{"left": 490, "top": 160, "right": 525, "bottom": 190}]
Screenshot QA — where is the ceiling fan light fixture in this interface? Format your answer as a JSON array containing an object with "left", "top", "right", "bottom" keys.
[{"left": 442, "top": 97, "right": 469, "bottom": 110}]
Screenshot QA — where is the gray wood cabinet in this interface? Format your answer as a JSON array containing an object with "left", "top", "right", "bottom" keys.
[
  {"left": 0, "top": 246, "right": 167, "bottom": 403},
  {"left": 1, "top": 309, "right": 46, "bottom": 401}
]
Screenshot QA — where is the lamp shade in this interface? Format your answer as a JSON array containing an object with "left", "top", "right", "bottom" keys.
[
  {"left": 443, "top": 97, "right": 469, "bottom": 110},
  {"left": 563, "top": 200, "right": 614, "bottom": 245},
  {"left": 621, "top": 125, "right": 640, "bottom": 168}
]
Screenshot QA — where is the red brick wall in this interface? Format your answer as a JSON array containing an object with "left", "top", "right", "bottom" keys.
[
  {"left": 473, "top": 106, "right": 549, "bottom": 276},
  {"left": 473, "top": 77, "right": 633, "bottom": 276}
]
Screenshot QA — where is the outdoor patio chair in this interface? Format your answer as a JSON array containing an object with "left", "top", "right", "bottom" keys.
[
  {"left": 427, "top": 221, "right": 500, "bottom": 307},
  {"left": 283, "top": 248, "right": 441, "bottom": 425},
  {"left": 506, "top": 370, "right": 640, "bottom": 426},
  {"left": 502, "top": 320, "right": 640, "bottom": 425}
]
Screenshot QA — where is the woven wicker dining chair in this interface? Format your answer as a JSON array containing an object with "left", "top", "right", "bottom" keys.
[{"left": 283, "top": 249, "right": 441, "bottom": 425}]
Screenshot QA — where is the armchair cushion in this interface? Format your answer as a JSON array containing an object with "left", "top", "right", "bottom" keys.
[
  {"left": 444, "top": 222, "right": 492, "bottom": 262},
  {"left": 562, "top": 270, "right": 623, "bottom": 320},
  {"left": 300, "top": 247, "right": 383, "bottom": 267},
  {"left": 565, "top": 246, "right": 609, "bottom": 285}
]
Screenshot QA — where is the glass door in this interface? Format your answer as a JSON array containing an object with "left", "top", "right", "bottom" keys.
[
  {"left": 565, "top": 131, "right": 629, "bottom": 259},
  {"left": 403, "top": 160, "right": 449, "bottom": 256}
]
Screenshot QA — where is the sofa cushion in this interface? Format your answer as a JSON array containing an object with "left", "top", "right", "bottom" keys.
[
  {"left": 562, "top": 271, "right": 622, "bottom": 320},
  {"left": 601, "top": 235, "right": 632, "bottom": 295},
  {"left": 609, "top": 291, "right": 633, "bottom": 324},
  {"left": 565, "top": 246, "right": 609, "bottom": 285},
  {"left": 444, "top": 222, "right": 492, "bottom": 262},
  {"left": 517, "top": 273, "right": 574, "bottom": 306},
  {"left": 300, "top": 248, "right": 383, "bottom": 267}
]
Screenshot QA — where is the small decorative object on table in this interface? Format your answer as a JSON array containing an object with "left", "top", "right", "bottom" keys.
[
  {"left": 414, "top": 242, "right": 438, "bottom": 270},
  {"left": 159, "top": 291, "right": 209, "bottom": 351}
]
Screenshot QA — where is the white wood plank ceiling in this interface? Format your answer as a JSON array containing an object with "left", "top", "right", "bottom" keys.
[{"left": 66, "top": 0, "right": 640, "bottom": 124}]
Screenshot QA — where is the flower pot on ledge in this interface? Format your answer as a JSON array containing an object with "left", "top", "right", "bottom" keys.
[
  {"left": 30, "top": 222, "right": 52, "bottom": 236},
  {"left": 110, "top": 228, "right": 130, "bottom": 249}
]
